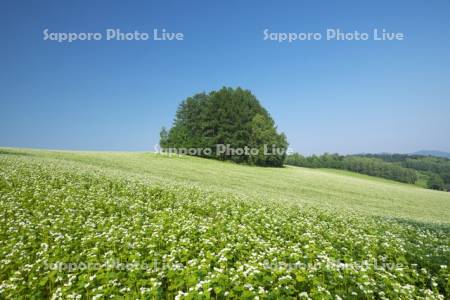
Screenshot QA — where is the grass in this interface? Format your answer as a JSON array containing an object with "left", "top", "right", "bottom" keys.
[
  {"left": 2, "top": 147, "right": 448, "bottom": 224},
  {"left": 0, "top": 147, "right": 449, "bottom": 299}
]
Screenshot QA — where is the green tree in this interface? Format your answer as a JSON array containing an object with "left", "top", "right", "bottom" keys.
[
  {"left": 159, "top": 127, "right": 169, "bottom": 148},
  {"left": 161, "top": 87, "right": 288, "bottom": 167},
  {"left": 427, "top": 174, "right": 445, "bottom": 190}
]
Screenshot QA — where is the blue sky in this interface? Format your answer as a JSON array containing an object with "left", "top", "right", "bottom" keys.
[{"left": 1, "top": 0, "right": 449, "bottom": 155}]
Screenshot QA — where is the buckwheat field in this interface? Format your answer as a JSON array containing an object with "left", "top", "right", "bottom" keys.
[{"left": 0, "top": 149, "right": 449, "bottom": 299}]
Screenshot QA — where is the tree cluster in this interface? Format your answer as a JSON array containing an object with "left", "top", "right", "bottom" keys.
[
  {"left": 160, "top": 87, "right": 288, "bottom": 167},
  {"left": 360, "top": 154, "right": 450, "bottom": 191},
  {"left": 286, "top": 152, "right": 450, "bottom": 191},
  {"left": 286, "top": 153, "right": 418, "bottom": 184}
]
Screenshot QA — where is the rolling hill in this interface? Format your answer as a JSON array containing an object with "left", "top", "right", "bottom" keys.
[
  {"left": 0, "top": 148, "right": 449, "bottom": 298},
  {"left": 414, "top": 150, "right": 450, "bottom": 159}
]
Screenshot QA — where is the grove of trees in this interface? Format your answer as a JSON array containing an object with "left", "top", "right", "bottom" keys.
[
  {"left": 160, "top": 87, "right": 288, "bottom": 167},
  {"left": 285, "top": 153, "right": 418, "bottom": 184},
  {"left": 286, "top": 153, "right": 450, "bottom": 190},
  {"left": 361, "top": 154, "right": 450, "bottom": 191}
]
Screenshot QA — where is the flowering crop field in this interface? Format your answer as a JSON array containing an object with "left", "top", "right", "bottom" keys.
[{"left": 0, "top": 148, "right": 449, "bottom": 299}]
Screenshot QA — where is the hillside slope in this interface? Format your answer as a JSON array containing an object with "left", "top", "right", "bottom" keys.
[
  {"left": 1, "top": 148, "right": 449, "bottom": 299},
  {"left": 2, "top": 148, "right": 448, "bottom": 224}
]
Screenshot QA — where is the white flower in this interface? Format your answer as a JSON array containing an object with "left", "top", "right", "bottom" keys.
[
  {"left": 299, "top": 291, "right": 308, "bottom": 298},
  {"left": 92, "top": 294, "right": 103, "bottom": 300}
]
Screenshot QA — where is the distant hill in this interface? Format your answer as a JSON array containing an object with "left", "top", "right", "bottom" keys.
[{"left": 414, "top": 150, "right": 450, "bottom": 159}]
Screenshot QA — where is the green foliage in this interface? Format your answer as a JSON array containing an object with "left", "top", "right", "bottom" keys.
[
  {"left": 286, "top": 153, "right": 418, "bottom": 184},
  {"left": 159, "top": 127, "right": 169, "bottom": 147},
  {"left": 1, "top": 152, "right": 449, "bottom": 299},
  {"left": 161, "top": 87, "right": 288, "bottom": 167},
  {"left": 427, "top": 174, "right": 446, "bottom": 190},
  {"left": 359, "top": 154, "right": 450, "bottom": 190},
  {"left": 286, "top": 152, "right": 450, "bottom": 189}
]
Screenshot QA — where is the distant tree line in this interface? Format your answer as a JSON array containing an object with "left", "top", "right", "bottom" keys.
[
  {"left": 286, "top": 153, "right": 450, "bottom": 190},
  {"left": 160, "top": 87, "right": 288, "bottom": 167},
  {"left": 285, "top": 153, "right": 418, "bottom": 184},
  {"left": 359, "top": 154, "right": 450, "bottom": 191}
]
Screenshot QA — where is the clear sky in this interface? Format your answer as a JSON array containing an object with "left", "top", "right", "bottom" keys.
[{"left": 1, "top": 0, "right": 449, "bottom": 155}]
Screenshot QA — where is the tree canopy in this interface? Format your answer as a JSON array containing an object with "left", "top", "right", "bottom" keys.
[{"left": 160, "top": 87, "right": 288, "bottom": 167}]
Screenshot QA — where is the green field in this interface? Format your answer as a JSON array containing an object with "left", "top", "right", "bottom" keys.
[{"left": 1, "top": 148, "right": 449, "bottom": 299}]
